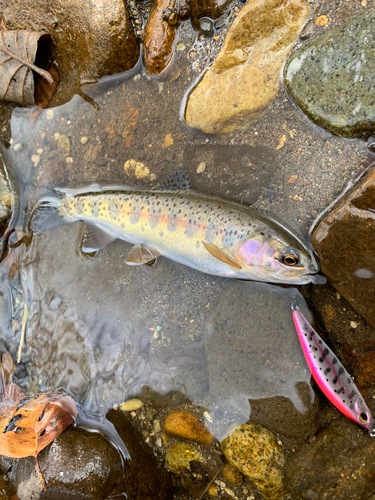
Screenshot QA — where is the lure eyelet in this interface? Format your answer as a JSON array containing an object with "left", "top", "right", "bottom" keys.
[{"left": 359, "top": 412, "right": 368, "bottom": 423}]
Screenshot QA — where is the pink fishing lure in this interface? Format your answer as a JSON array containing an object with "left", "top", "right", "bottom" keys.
[{"left": 292, "top": 308, "right": 375, "bottom": 435}]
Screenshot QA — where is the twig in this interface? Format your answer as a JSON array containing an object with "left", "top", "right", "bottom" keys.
[
  {"left": 0, "top": 20, "right": 7, "bottom": 31},
  {"left": 0, "top": 30, "right": 54, "bottom": 85},
  {"left": 17, "top": 305, "right": 28, "bottom": 363},
  {"left": 197, "top": 466, "right": 222, "bottom": 500}
]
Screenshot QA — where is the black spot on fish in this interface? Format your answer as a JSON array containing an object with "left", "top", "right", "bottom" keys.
[
  {"left": 349, "top": 404, "right": 355, "bottom": 410},
  {"left": 332, "top": 376, "right": 338, "bottom": 385},
  {"left": 121, "top": 224, "right": 125, "bottom": 228},
  {"left": 332, "top": 358, "right": 338, "bottom": 364},
  {"left": 336, "top": 387, "right": 344, "bottom": 395},
  {"left": 348, "top": 390, "right": 356, "bottom": 400},
  {"left": 260, "top": 232, "right": 265, "bottom": 236},
  {"left": 318, "top": 339, "right": 323, "bottom": 345},
  {"left": 324, "top": 368, "right": 331, "bottom": 375},
  {"left": 347, "top": 377, "right": 352, "bottom": 385},
  {"left": 319, "top": 348, "right": 329, "bottom": 363},
  {"left": 338, "top": 367, "right": 345, "bottom": 377}
]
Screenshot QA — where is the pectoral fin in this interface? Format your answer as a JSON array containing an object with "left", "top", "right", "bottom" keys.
[
  {"left": 203, "top": 242, "right": 242, "bottom": 270},
  {"left": 82, "top": 223, "right": 117, "bottom": 253},
  {"left": 125, "top": 244, "right": 161, "bottom": 266}
]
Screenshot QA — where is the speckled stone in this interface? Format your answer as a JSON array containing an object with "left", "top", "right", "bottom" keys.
[
  {"left": 284, "top": 11, "right": 375, "bottom": 138},
  {"left": 285, "top": 418, "right": 375, "bottom": 499},
  {"left": 311, "top": 166, "right": 375, "bottom": 328},
  {"left": 221, "top": 423, "right": 285, "bottom": 499},
  {"left": 185, "top": 0, "right": 309, "bottom": 134}
]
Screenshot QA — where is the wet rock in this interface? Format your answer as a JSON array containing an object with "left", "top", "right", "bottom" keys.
[
  {"left": 221, "top": 423, "right": 285, "bottom": 499},
  {"left": 5, "top": 427, "right": 123, "bottom": 500},
  {"left": 164, "top": 410, "right": 214, "bottom": 445},
  {"left": 222, "top": 463, "right": 243, "bottom": 487},
  {"left": 143, "top": 0, "right": 178, "bottom": 75},
  {"left": 165, "top": 442, "right": 204, "bottom": 475},
  {"left": 309, "top": 281, "right": 375, "bottom": 401},
  {"left": 185, "top": 0, "right": 309, "bottom": 134},
  {"left": 1, "top": 0, "right": 140, "bottom": 105},
  {"left": 189, "top": 0, "right": 233, "bottom": 30},
  {"left": 4, "top": 410, "right": 173, "bottom": 500},
  {"left": 205, "top": 281, "right": 319, "bottom": 440},
  {"left": 285, "top": 418, "right": 375, "bottom": 499},
  {"left": 311, "top": 167, "right": 375, "bottom": 328},
  {"left": 284, "top": 11, "right": 375, "bottom": 139},
  {"left": 106, "top": 409, "right": 174, "bottom": 499}
]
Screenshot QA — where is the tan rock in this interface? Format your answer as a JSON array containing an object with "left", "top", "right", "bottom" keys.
[
  {"left": 185, "top": 0, "right": 309, "bottom": 134},
  {"left": 164, "top": 410, "right": 214, "bottom": 445},
  {"left": 221, "top": 423, "right": 285, "bottom": 499}
]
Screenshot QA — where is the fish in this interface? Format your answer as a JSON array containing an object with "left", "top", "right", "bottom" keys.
[
  {"left": 292, "top": 307, "right": 375, "bottom": 435},
  {"left": 30, "top": 168, "right": 319, "bottom": 284}
]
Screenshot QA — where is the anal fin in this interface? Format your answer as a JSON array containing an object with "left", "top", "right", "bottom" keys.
[
  {"left": 203, "top": 242, "right": 242, "bottom": 270},
  {"left": 82, "top": 223, "right": 117, "bottom": 253},
  {"left": 125, "top": 244, "right": 161, "bottom": 266}
]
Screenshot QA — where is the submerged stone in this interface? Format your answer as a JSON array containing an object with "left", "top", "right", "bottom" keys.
[
  {"left": 285, "top": 418, "right": 375, "bottom": 499},
  {"left": 185, "top": 0, "right": 309, "bottom": 134},
  {"left": 165, "top": 442, "right": 204, "bottom": 475},
  {"left": 190, "top": 0, "right": 232, "bottom": 30},
  {"left": 221, "top": 423, "right": 285, "bottom": 500},
  {"left": 143, "top": 0, "right": 178, "bottom": 75},
  {"left": 311, "top": 167, "right": 375, "bottom": 328},
  {"left": 164, "top": 410, "right": 214, "bottom": 445},
  {"left": 205, "top": 281, "right": 319, "bottom": 440},
  {"left": 284, "top": 11, "right": 375, "bottom": 138}
]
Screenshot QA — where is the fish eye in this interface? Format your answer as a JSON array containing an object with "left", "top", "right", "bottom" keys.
[
  {"left": 279, "top": 248, "right": 300, "bottom": 266},
  {"left": 359, "top": 412, "right": 368, "bottom": 423}
]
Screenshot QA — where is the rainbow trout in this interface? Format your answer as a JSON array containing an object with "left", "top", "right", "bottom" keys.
[{"left": 31, "top": 169, "right": 319, "bottom": 284}]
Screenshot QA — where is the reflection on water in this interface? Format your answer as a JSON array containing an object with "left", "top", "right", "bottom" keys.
[{"left": 0, "top": 217, "right": 314, "bottom": 439}]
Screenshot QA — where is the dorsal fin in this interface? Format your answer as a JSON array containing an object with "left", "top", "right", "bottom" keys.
[{"left": 160, "top": 167, "right": 192, "bottom": 191}]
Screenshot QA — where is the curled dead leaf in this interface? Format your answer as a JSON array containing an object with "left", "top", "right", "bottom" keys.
[{"left": 0, "top": 29, "right": 57, "bottom": 107}]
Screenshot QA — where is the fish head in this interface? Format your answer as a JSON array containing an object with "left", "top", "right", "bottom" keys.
[{"left": 236, "top": 233, "right": 319, "bottom": 284}]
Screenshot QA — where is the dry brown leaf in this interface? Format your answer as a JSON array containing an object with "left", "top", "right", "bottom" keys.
[{"left": 0, "top": 29, "right": 55, "bottom": 106}]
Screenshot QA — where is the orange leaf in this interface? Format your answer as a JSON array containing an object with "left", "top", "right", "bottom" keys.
[{"left": 0, "top": 392, "right": 77, "bottom": 489}]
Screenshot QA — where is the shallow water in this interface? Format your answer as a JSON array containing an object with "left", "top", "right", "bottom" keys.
[{"left": 0, "top": 0, "right": 374, "bottom": 497}]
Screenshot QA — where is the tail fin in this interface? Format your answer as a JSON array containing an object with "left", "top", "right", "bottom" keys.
[{"left": 30, "top": 192, "right": 66, "bottom": 234}]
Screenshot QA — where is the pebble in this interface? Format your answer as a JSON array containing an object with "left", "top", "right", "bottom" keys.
[
  {"left": 164, "top": 410, "right": 214, "bottom": 445},
  {"left": 66, "top": 157, "right": 73, "bottom": 164},
  {"left": 119, "top": 398, "right": 144, "bottom": 412},
  {"left": 13, "top": 143, "right": 21, "bottom": 151},
  {"left": 124, "top": 159, "right": 150, "bottom": 179},
  {"left": 222, "top": 463, "right": 243, "bottom": 487},
  {"left": 31, "top": 155, "right": 40, "bottom": 168},
  {"left": 11, "top": 319, "right": 19, "bottom": 332},
  {"left": 80, "top": 136, "right": 88, "bottom": 145},
  {"left": 164, "top": 442, "right": 204, "bottom": 475},
  {"left": 197, "top": 161, "right": 206, "bottom": 174},
  {"left": 315, "top": 14, "right": 329, "bottom": 27},
  {"left": 46, "top": 109, "right": 54, "bottom": 120}
]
